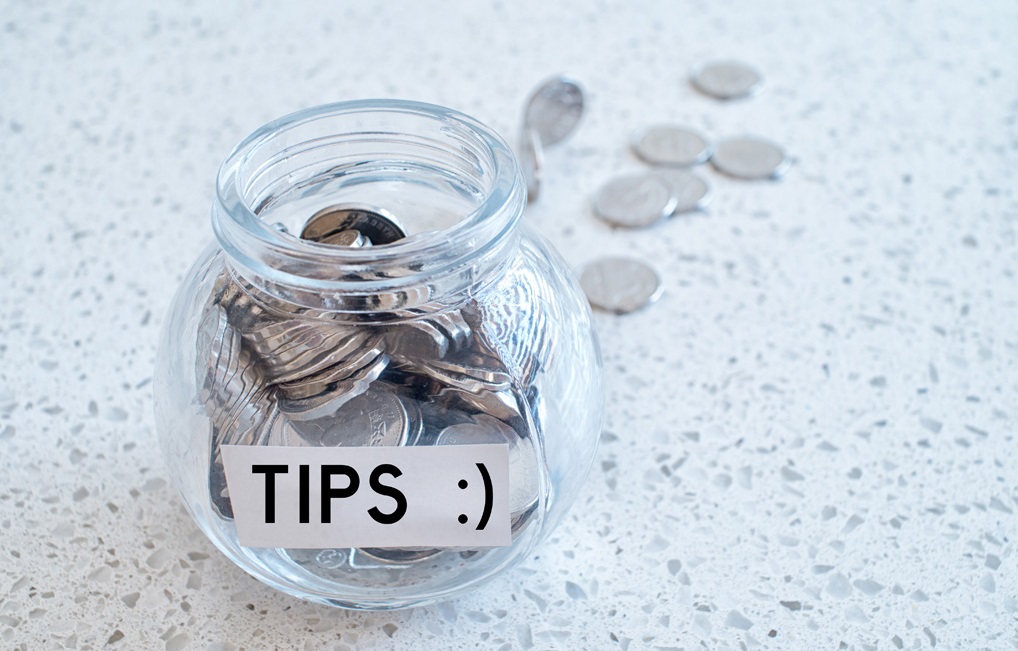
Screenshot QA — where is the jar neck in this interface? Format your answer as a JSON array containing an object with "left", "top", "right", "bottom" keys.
[{"left": 212, "top": 100, "right": 526, "bottom": 316}]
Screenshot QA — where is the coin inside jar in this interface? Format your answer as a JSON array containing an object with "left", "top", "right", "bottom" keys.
[
  {"left": 287, "top": 384, "right": 415, "bottom": 447},
  {"left": 580, "top": 256, "right": 663, "bottom": 314},
  {"left": 690, "top": 60, "right": 764, "bottom": 100},
  {"left": 519, "top": 127, "right": 543, "bottom": 202},
  {"left": 300, "top": 204, "right": 407, "bottom": 245},
  {"left": 653, "top": 170, "right": 713, "bottom": 214}
]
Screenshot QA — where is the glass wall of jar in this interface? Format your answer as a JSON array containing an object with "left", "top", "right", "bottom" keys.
[{"left": 154, "top": 100, "right": 603, "bottom": 609}]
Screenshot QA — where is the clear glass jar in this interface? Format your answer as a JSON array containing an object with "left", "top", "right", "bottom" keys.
[{"left": 154, "top": 100, "right": 603, "bottom": 609}]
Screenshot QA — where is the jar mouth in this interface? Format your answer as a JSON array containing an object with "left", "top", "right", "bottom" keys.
[{"left": 213, "top": 100, "right": 524, "bottom": 310}]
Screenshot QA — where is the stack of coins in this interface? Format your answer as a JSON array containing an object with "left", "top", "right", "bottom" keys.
[{"left": 196, "top": 205, "right": 546, "bottom": 556}]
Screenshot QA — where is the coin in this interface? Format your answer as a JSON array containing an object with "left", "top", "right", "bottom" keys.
[
  {"left": 631, "top": 125, "right": 712, "bottom": 167},
  {"left": 300, "top": 204, "right": 406, "bottom": 245},
  {"left": 690, "top": 60, "right": 764, "bottom": 100},
  {"left": 710, "top": 136, "right": 789, "bottom": 180},
  {"left": 329, "top": 230, "right": 368, "bottom": 247},
  {"left": 579, "top": 257, "right": 663, "bottom": 314},
  {"left": 653, "top": 170, "right": 712, "bottom": 214},
  {"left": 287, "top": 384, "right": 411, "bottom": 447},
  {"left": 519, "top": 127, "right": 543, "bottom": 202},
  {"left": 354, "top": 547, "right": 443, "bottom": 565},
  {"left": 523, "top": 75, "right": 585, "bottom": 147},
  {"left": 386, "top": 310, "right": 473, "bottom": 362},
  {"left": 592, "top": 174, "right": 678, "bottom": 229},
  {"left": 242, "top": 321, "right": 377, "bottom": 385},
  {"left": 275, "top": 346, "right": 389, "bottom": 421},
  {"left": 436, "top": 414, "right": 540, "bottom": 519}
]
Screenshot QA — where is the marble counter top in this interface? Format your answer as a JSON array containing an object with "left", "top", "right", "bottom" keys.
[{"left": 1, "top": 1, "right": 1015, "bottom": 648}]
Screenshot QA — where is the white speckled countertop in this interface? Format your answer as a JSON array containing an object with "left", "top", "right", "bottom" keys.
[{"left": 2, "top": 1, "right": 1016, "bottom": 649}]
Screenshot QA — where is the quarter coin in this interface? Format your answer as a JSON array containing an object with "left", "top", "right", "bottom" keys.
[
  {"left": 592, "top": 174, "right": 678, "bottom": 229},
  {"left": 710, "top": 136, "right": 789, "bottom": 180},
  {"left": 580, "top": 257, "right": 663, "bottom": 314},
  {"left": 631, "top": 125, "right": 712, "bottom": 167},
  {"left": 690, "top": 60, "right": 764, "bottom": 100}
]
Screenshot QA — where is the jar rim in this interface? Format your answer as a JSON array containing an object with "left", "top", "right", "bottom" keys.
[{"left": 212, "top": 99, "right": 524, "bottom": 305}]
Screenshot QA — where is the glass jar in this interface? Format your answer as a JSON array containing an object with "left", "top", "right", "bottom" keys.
[{"left": 154, "top": 100, "right": 603, "bottom": 609}]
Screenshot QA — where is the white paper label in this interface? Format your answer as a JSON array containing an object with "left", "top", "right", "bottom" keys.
[{"left": 221, "top": 444, "right": 511, "bottom": 549}]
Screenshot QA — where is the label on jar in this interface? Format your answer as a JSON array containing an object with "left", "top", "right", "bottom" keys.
[{"left": 221, "top": 444, "right": 511, "bottom": 549}]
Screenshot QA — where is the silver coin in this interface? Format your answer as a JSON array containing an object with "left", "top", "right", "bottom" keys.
[
  {"left": 275, "top": 346, "right": 389, "bottom": 421},
  {"left": 354, "top": 547, "right": 443, "bottom": 565},
  {"left": 579, "top": 257, "right": 663, "bottom": 314},
  {"left": 690, "top": 61, "right": 764, "bottom": 100},
  {"left": 523, "top": 75, "right": 585, "bottom": 147},
  {"left": 386, "top": 311, "right": 473, "bottom": 362},
  {"left": 243, "top": 321, "right": 377, "bottom": 385},
  {"left": 288, "top": 384, "right": 410, "bottom": 448},
  {"left": 592, "top": 174, "right": 678, "bottom": 229},
  {"left": 519, "top": 127, "right": 543, "bottom": 203},
  {"left": 436, "top": 414, "right": 540, "bottom": 519},
  {"left": 300, "top": 204, "right": 406, "bottom": 245},
  {"left": 631, "top": 125, "right": 712, "bottom": 167},
  {"left": 329, "top": 230, "right": 367, "bottom": 247},
  {"left": 653, "top": 170, "right": 713, "bottom": 214},
  {"left": 710, "top": 136, "right": 789, "bottom": 180}
]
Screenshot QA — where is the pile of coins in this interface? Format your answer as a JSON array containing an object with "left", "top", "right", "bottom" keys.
[
  {"left": 579, "top": 60, "right": 789, "bottom": 314},
  {"left": 197, "top": 206, "right": 546, "bottom": 562}
]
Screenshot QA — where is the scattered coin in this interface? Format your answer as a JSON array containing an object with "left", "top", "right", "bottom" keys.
[
  {"left": 436, "top": 414, "right": 540, "bottom": 520},
  {"left": 300, "top": 204, "right": 406, "bottom": 245},
  {"left": 592, "top": 174, "right": 678, "bottom": 229},
  {"left": 631, "top": 125, "right": 713, "bottom": 167},
  {"left": 523, "top": 75, "right": 585, "bottom": 147},
  {"left": 579, "top": 257, "right": 663, "bottom": 314},
  {"left": 653, "top": 170, "right": 713, "bottom": 214},
  {"left": 690, "top": 60, "right": 764, "bottom": 100},
  {"left": 519, "top": 127, "right": 543, "bottom": 203},
  {"left": 330, "top": 230, "right": 367, "bottom": 247},
  {"left": 710, "top": 136, "right": 789, "bottom": 180},
  {"left": 287, "top": 384, "right": 412, "bottom": 447}
]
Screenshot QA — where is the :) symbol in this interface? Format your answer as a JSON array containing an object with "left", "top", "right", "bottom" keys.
[{"left": 457, "top": 463, "right": 494, "bottom": 531}]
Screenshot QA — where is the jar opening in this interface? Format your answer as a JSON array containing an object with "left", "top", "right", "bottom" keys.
[{"left": 213, "top": 100, "right": 525, "bottom": 311}]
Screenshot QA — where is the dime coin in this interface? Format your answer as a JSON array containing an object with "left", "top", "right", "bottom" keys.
[
  {"left": 592, "top": 174, "right": 678, "bottom": 229},
  {"left": 579, "top": 257, "right": 663, "bottom": 314},
  {"left": 300, "top": 204, "right": 406, "bottom": 245},
  {"left": 710, "top": 136, "right": 789, "bottom": 180},
  {"left": 690, "top": 60, "right": 764, "bottom": 100},
  {"left": 523, "top": 75, "right": 585, "bottom": 147},
  {"left": 631, "top": 125, "right": 712, "bottom": 167},
  {"left": 653, "top": 170, "right": 713, "bottom": 214}
]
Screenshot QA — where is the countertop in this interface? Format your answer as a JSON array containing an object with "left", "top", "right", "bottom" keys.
[{"left": 2, "top": 1, "right": 1016, "bottom": 649}]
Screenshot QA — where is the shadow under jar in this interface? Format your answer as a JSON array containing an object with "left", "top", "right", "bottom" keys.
[{"left": 154, "top": 100, "right": 604, "bottom": 609}]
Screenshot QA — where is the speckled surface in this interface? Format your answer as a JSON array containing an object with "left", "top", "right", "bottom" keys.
[{"left": 2, "top": 1, "right": 1016, "bottom": 649}]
